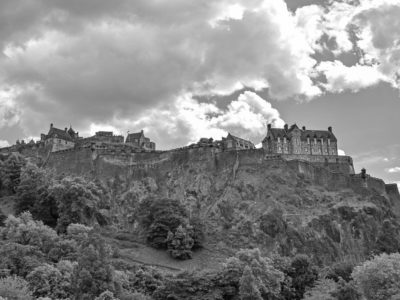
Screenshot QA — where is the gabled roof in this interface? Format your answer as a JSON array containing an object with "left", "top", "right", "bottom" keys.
[
  {"left": 127, "top": 131, "right": 144, "bottom": 139},
  {"left": 47, "top": 127, "right": 73, "bottom": 141},
  {"left": 226, "top": 133, "right": 255, "bottom": 146}
]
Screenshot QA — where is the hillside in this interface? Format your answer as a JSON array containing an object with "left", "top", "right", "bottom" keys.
[{"left": 57, "top": 148, "right": 399, "bottom": 269}]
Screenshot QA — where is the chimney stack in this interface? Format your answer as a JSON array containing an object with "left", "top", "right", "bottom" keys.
[
  {"left": 267, "top": 124, "right": 272, "bottom": 130},
  {"left": 302, "top": 126, "right": 306, "bottom": 130},
  {"left": 50, "top": 123, "right": 53, "bottom": 129},
  {"left": 284, "top": 124, "right": 288, "bottom": 131},
  {"left": 65, "top": 127, "right": 68, "bottom": 132},
  {"left": 328, "top": 126, "right": 332, "bottom": 133}
]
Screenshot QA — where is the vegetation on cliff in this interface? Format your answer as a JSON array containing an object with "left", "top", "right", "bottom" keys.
[{"left": 1, "top": 151, "right": 400, "bottom": 299}]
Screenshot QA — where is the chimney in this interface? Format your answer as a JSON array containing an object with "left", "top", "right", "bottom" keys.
[
  {"left": 302, "top": 126, "right": 306, "bottom": 130},
  {"left": 328, "top": 126, "right": 332, "bottom": 133},
  {"left": 267, "top": 123, "right": 272, "bottom": 130},
  {"left": 50, "top": 123, "right": 53, "bottom": 129},
  {"left": 65, "top": 127, "right": 68, "bottom": 132},
  {"left": 284, "top": 124, "right": 288, "bottom": 131}
]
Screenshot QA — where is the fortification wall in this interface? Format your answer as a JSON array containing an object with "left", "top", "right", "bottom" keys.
[
  {"left": 43, "top": 146, "right": 370, "bottom": 195},
  {"left": 46, "top": 148, "right": 94, "bottom": 175}
]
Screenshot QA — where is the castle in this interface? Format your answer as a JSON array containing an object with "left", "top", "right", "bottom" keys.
[
  {"left": 39, "top": 124, "right": 156, "bottom": 152},
  {"left": 263, "top": 123, "right": 338, "bottom": 156},
  {"left": 0, "top": 122, "right": 356, "bottom": 175}
]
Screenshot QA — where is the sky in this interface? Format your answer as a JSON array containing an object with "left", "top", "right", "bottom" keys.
[{"left": 0, "top": 0, "right": 399, "bottom": 187}]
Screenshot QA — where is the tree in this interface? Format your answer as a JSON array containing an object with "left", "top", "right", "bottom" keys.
[
  {"left": 50, "top": 176, "right": 102, "bottom": 233},
  {"left": 166, "top": 225, "right": 194, "bottom": 260},
  {"left": 302, "top": 279, "right": 337, "bottom": 300},
  {"left": 239, "top": 265, "right": 262, "bottom": 300},
  {"left": 71, "top": 232, "right": 115, "bottom": 300},
  {"left": 286, "top": 254, "right": 318, "bottom": 300},
  {"left": 26, "top": 263, "right": 70, "bottom": 299},
  {"left": 1, "top": 212, "right": 58, "bottom": 254},
  {"left": 137, "top": 197, "right": 188, "bottom": 249},
  {"left": 352, "top": 253, "right": 400, "bottom": 300},
  {"left": 15, "top": 164, "right": 58, "bottom": 227},
  {"left": 223, "top": 248, "right": 284, "bottom": 299},
  {"left": 0, "top": 276, "right": 32, "bottom": 300},
  {"left": 0, "top": 153, "right": 25, "bottom": 194}
]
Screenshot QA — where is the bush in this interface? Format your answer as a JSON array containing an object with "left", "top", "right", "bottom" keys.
[
  {"left": 0, "top": 276, "right": 32, "bottom": 300},
  {"left": 352, "top": 252, "right": 400, "bottom": 300}
]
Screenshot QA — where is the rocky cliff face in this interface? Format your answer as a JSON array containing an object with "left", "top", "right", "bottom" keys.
[
  {"left": 74, "top": 148, "right": 400, "bottom": 266},
  {"left": 42, "top": 147, "right": 400, "bottom": 266}
]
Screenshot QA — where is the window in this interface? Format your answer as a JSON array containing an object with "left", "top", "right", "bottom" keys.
[
  {"left": 307, "top": 137, "right": 310, "bottom": 144},
  {"left": 321, "top": 139, "right": 324, "bottom": 145},
  {"left": 283, "top": 137, "right": 286, "bottom": 143},
  {"left": 328, "top": 138, "right": 331, "bottom": 145},
  {"left": 277, "top": 137, "right": 281, "bottom": 143}
]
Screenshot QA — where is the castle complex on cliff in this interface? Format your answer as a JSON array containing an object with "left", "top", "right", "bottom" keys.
[{"left": 0, "top": 122, "right": 356, "bottom": 175}]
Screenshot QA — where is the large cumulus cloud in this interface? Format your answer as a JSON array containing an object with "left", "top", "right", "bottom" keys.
[
  {"left": 0, "top": 0, "right": 399, "bottom": 148},
  {"left": 0, "top": 0, "right": 319, "bottom": 145}
]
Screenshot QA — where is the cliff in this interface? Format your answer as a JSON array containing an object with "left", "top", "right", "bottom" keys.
[{"left": 42, "top": 147, "right": 400, "bottom": 267}]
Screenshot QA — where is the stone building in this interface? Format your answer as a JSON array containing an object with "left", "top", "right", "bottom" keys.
[
  {"left": 262, "top": 124, "right": 338, "bottom": 156},
  {"left": 41, "top": 124, "right": 79, "bottom": 152},
  {"left": 125, "top": 130, "right": 156, "bottom": 150},
  {"left": 222, "top": 133, "right": 255, "bottom": 150},
  {"left": 78, "top": 131, "right": 124, "bottom": 147}
]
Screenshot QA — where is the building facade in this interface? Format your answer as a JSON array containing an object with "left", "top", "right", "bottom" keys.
[
  {"left": 41, "top": 124, "right": 79, "bottom": 152},
  {"left": 222, "top": 133, "right": 255, "bottom": 150},
  {"left": 125, "top": 130, "right": 156, "bottom": 150},
  {"left": 262, "top": 124, "right": 338, "bottom": 156}
]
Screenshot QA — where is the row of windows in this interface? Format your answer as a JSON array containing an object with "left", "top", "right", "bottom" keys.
[{"left": 276, "top": 137, "right": 332, "bottom": 145}]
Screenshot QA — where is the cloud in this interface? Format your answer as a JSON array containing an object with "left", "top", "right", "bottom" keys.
[
  {"left": 317, "top": 61, "right": 383, "bottom": 92},
  {"left": 298, "top": 0, "right": 400, "bottom": 92},
  {"left": 386, "top": 167, "right": 400, "bottom": 173},
  {"left": 0, "top": 0, "right": 400, "bottom": 148},
  {"left": 0, "top": 0, "right": 320, "bottom": 145},
  {"left": 0, "top": 140, "right": 9, "bottom": 148},
  {"left": 124, "top": 91, "right": 284, "bottom": 149}
]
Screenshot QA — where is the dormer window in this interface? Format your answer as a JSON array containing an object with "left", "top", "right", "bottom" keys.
[
  {"left": 277, "top": 137, "right": 281, "bottom": 143},
  {"left": 283, "top": 137, "right": 287, "bottom": 143}
]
